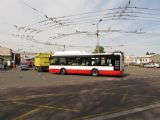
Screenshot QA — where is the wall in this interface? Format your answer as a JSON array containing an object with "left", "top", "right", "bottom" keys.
[{"left": 150, "top": 54, "right": 160, "bottom": 62}]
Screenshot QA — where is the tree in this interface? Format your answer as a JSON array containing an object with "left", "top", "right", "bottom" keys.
[
  {"left": 93, "top": 45, "right": 105, "bottom": 53},
  {"left": 146, "top": 52, "right": 150, "bottom": 55}
]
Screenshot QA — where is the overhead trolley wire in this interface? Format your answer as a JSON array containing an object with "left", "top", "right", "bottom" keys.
[
  {"left": 128, "top": 6, "right": 160, "bottom": 12},
  {"left": 17, "top": 0, "right": 160, "bottom": 31},
  {"left": 42, "top": 11, "right": 160, "bottom": 29},
  {"left": 19, "top": 0, "right": 45, "bottom": 17}
]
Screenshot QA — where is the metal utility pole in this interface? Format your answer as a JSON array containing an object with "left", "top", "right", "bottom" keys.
[
  {"left": 93, "top": 19, "right": 102, "bottom": 53},
  {"left": 63, "top": 45, "right": 65, "bottom": 51}
]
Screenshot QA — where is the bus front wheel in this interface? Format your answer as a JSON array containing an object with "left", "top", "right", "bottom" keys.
[
  {"left": 37, "top": 67, "right": 42, "bottom": 72},
  {"left": 60, "top": 68, "right": 66, "bottom": 75},
  {"left": 91, "top": 69, "right": 99, "bottom": 76}
]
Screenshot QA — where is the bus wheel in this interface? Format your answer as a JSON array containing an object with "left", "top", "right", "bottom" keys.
[
  {"left": 37, "top": 67, "right": 42, "bottom": 72},
  {"left": 91, "top": 69, "right": 99, "bottom": 76},
  {"left": 60, "top": 68, "right": 66, "bottom": 75}
]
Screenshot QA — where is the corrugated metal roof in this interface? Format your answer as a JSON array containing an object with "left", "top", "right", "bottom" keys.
[{"left": 0, "top": 47, "right": 11, "bottom": 56}]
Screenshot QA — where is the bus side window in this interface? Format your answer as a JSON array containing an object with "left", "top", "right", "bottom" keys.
[
  {"left": 77, "top": 58, "right": 83, "bottom": 66},
  {"left": 101, "top": 57, "right": 106, "bottom": 66},
  {"left": 91, "top": 61, "right": 95, "bottom": 66},
  {"left": 86, "top": 62, "right": 89, "bottom": 66},
  {"left": 53, "top": 58, "right": 57, "bottom": 65},
  {"left": 91, "top": 57, "right": 96, "bottom": 66},
  {"left": 95, "top": 57, "right": 100, "bottom": 66},
  {"left": 67, "top": 58, "right": 77, "bottom": 66},
  {"left": 81, "top": 60, "right": 85, "bottom": 66},
  {"left": 59, "top": 58, "right": 66, "bottom": 65},
  {"left": 80, "top": 58, "right": 86, "bottom": 66},
  {"left": 106, "top": 59, "right": 112, "bottom": 66},
  {"left": 85, "top": 58, "right": 90, "bottom": 66},
  {"left": 78, "top": 57, "right": 90, "bottom": 66},
  {"left": 72, "top": 58, "right": 77, "bottom": 66},
  {"left": 92, "top": 57, "right": 100, "bottom": 66}
]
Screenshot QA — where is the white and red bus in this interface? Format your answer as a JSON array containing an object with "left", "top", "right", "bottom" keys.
[{"left": 49, "top": 51, "right": 124, "bottom": 76}]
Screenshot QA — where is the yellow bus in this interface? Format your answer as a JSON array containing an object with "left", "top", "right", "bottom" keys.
[{"left": 34, "top": 53, "right": 53, "bottom": 72}]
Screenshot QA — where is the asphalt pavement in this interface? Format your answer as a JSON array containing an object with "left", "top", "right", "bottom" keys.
[{"left": 0, "top": 66, "right": 160, "bottom": 120}]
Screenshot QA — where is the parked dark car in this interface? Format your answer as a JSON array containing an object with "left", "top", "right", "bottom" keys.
[
  {"left": 0, "top": 63, "right": 4, "bottom": 70},
  {"left": 129, "top": 62, "right": 139, "bottom": 66},
  {"left": 20, "top": 63, "right": 29, "bottom": 70}
]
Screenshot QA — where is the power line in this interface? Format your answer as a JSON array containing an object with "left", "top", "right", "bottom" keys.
[
  {"left": 128, "top": 6, "right": 160, "bottom": 12},
  {"left": 17, "top": 0, "right": 160, "bottom": 32},
  {"left": 37, "top": 11, "right": 160, "bottom": 30},
  {"left": 18, "top": 0, "right": 43, "bottom": 15}
]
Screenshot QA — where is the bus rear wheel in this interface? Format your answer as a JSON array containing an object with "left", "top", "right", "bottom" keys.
[
  {"left": 91, "top": 69, "right": 99, "bottom": 76},
  {"left": 60, "top": 68, "right": 66, "bottom": 75},
  {"left": 37, "top": 67, "right": 42, "bottom": 72}
]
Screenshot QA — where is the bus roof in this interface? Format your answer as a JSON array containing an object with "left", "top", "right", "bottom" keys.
[{"left": 53, "top": 51, "right": 123, "bottom": 56}]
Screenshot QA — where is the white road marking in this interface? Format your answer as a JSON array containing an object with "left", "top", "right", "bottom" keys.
[{"left": 87, "top": 102, "right": 160, "bottom": 120}]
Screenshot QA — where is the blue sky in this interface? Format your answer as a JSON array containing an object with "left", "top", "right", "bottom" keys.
[{"left": 0, "top": 0, "right": 160, "bottom": 56}]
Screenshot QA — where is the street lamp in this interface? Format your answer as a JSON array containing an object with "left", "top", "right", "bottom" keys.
[{"left": 93, "top": 19, "right": 103, "bottom": 53}]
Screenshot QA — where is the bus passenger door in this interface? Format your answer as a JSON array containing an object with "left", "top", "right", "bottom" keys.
[{"left": 114, "top": 56, "right": 120, "bottom": 71}]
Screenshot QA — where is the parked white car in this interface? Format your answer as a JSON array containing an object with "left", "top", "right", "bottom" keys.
[{"left": 144, "top": 62, "right": 160, "bottom": 68}]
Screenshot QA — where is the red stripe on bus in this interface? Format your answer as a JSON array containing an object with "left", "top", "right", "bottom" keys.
[
  {"left": 49, "top": 69, "right": 123, "bottom": 76},
  {"left": 99, "top": 70, "right": 123, "bottom": 76},
  {"left": 49, "top": 69, "right": 60, "bottom": 73},
  {"left": 67, "top": 70, "right": 91, "bottom": 74}
]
